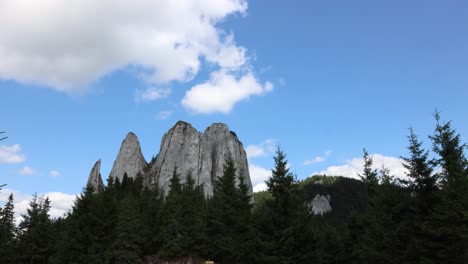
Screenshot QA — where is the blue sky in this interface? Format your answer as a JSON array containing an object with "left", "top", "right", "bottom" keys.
[{"left": 1, "top": 0, "right": 468, "bottom": 217}]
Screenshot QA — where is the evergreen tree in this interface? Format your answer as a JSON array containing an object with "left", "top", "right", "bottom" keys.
[
  {"left": 260, "top": 148, "right": 316, "bottom": 264},
  {"left": 112, "top": 196, "right": 142, "bottom": 263},
  {"left": 0, "top": 193, "right": 16, "bottom": 263},
  {"left": 209, "top": 156, "right": 240, "bottom": 263},
  {"left": 177, "top": 172, "right": 206, "bottom": 258},
  {"left": 159, "top": 166, "right": 185, "bottom": 258},
  {"left": 429, "top": 113, "right": 468, "bottom": 262},
  {"left": 17, "top": 194, "right": 53, "bottom": 264},
  {"left": 52, "top": 185, "right": 117, "bottom": 264},
  {"left": 358, "top": 149, "right": 379, "bottom": 194},
  {"left": 401, "top": 128, "right": 439, "bottom": 262},
  {"left": 208, "top": 156, "right": 257, "bottom": 263},
  {"left": 139, "top": 182, "right": 163, "bottom": 257}
]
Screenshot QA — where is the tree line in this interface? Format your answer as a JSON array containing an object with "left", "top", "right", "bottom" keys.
[{"left": 1, "top": 113, "right": 468, "bottom": 263}]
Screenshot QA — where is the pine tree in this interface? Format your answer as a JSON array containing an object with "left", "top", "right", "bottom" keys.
[
  {"left": 0, "top": 193, "right": 16, "bottom": 263},
  {"left": 429, "top": 113, "right": 468, "bottom": 263}
]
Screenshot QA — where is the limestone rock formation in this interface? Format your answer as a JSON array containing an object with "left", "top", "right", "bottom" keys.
[
  {"left": 308, "top": 194, "right": 332, "bottom": 216},
  {"left": 87, "top": 159, "right": 104, "bottom": 193},
  {"left": 150, "top": 121, "right": 252, "bottom": 197},
  {"left": 110, "top": 132, "right": 148, "bottom": 182},
  {"left": 85, "top": 121, "right": 253, "bottom": 198}
]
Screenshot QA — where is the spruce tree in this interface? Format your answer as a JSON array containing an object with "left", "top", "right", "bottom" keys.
[
  {"left": 429, "top": 113, "right": 468, "bottom": 262},
  {"left": 209, "top": 156, "right": 239, "bottom": 263},
  {"left": 358, "top": 149, "right": 379, "bottom": 194},
  {"left": 159, "top": 166, "right": 184, "bottom": 258},
  {"left": 0, "top": 193, "right": 16, "bottom": 263},
  {"left": 112, "top": 196, "right": 142, "bottom": 263},
  {"left": 17, "top": 194, "right": 53, "bottom": 264},
  {"left": 261, "top": 147, "right": 316, "bottom": 264},
  {"left": 207, "top": 156, "right": 257, "bottom": 263},
  {"left": 179, "top": 172, "right": 206, "bottom": 258}
]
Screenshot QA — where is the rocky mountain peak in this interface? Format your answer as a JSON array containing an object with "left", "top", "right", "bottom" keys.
[
  {"left": 87, "top": 159, "right": 104, "bottom": 193},
  {"left": 109, "top": 132, "right": 148, "bottom": 182},
  {"left": 86, "top": 121, "right": 253, "bottom": 198},
  {"left": 151, "top": 121, "right": 252, "bottom": 197}
]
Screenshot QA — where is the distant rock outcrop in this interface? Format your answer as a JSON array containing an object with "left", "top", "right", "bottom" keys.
[
  {"left": 150, "top": 121, "right": 252, "bottom": 197},
  {"left": 109, "top": 132, "right": 148, "bottom": 182},
  {"left": 85, "top": 121, "right": 252, "bottom": 198},
  {"left": 308, "top": 194, "right": 332, "bottom": 215},
  {"left": 87, "top": 159, "right": 104, "bottom": 193}
]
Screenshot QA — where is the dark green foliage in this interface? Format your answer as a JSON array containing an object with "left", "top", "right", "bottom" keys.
[
  {"left": 17, "top": 194, "right": 53, "bottom": 264},
  {"left": 0, "top": 193, "right": 16, "bottom": 263},
  {"left": 428, "top": 113, "right": 468, "bottom": 263},
  {"left": 258, "top": 148, "right": 316, "bottom": 264},
  {"left": 112, "top": 196, "right": 142, "bottom": 263},
  {"left": 400, "top": 128, "right": 440, "bottom": 262},
  {"left": 159, "top": 167, "right": 185, "bottom": 258},
  {"left": 208, "top": 156, "right": 255, "bottom": 264},
  {"left": 358, "top": 149, "right": 379, "bottom": 193},
  {"left": 178, "top": 172, "right": 206, "bottom": 257}
]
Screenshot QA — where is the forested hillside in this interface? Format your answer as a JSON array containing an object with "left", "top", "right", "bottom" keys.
[{"left": 1, "top": 113, "right": 468, "bottom": 263}]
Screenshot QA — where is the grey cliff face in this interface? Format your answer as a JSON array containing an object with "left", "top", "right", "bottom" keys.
[
  {"left": 150, "top": 121, "right": 252, "bottom": 197},
  {"left": 110, "top": 132, "right": 148, "bottom": 182},
  {"left": 308, "top": 194, "right": 332, "bottom": 216},
  {"left": 87, "top": 159, "right": 104, "bottom": 193},
  {"left": 85, "top": 121, "right": 253, "bottom": 198}
]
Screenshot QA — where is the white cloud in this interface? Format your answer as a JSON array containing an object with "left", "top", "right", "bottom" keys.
[
  {"left": 0, "top": 144, "right": 25, "bottom": 164},
  {"left": 304, "top": 156, "right": 325, "bottom": 165},
  {"left": 135, "top": 87, "right": 171, "bottom": 102},
  {"left": 18, "top": 166, "right": 35, "bottom": 176},
  {"left": 249, "top": 164, "right": 271, "bottom": 185},
  {"left": 0, "top": 189, "right": 76, "bottom": 221},
  {"left": 313, "top": 153, "right": 408, "bottom": 180},
  {"left": 182, "top": 70, "right": 273, "bottom": 114},
  {"left": 304, "top": 150, "right": 332, "bottom": 166},
  {"left": 246, "top": 145, "right": 265, "bottom": 159},
  {"left": 155, "top": 110, "right": 173, "bottom": 120},
  {"left": 0, "top": 0, "right": 249, "bottom": 92},
  {"left": 253, "top": 183, "right": 268, "bottom": 192},
  {"left": 245, "top": 139, "right": 276, "bottom": 159},
  {"left": 49, "top": 170, "right": 61, "bottom": 177}
]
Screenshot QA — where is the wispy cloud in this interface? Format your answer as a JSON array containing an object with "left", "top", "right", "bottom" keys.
[
  {"left": 49, "top": 170, "right": 61, "bottom": 177},
  {"left": 18, "top": 166, "right": 35, "bottom": 176},
  {"left": 135, "top": 87, "right": 171, "bottom": 102},
  {"left": 0, "top": 144, "right": 25, "bottom": 164},
  {"left": 155, "top": 111, "right": 172, "bottom": 120},
  {"left": 304, "top": 150, "right": 332, "bottom": 166},
  {"left": 245, "top": 139, "right": 275, "bottom": 159}
]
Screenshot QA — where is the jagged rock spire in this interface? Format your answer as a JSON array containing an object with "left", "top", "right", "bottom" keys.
[
  {"left": 109, "top": 132, "right": 147, "bottom": 182},
  {"left": 87, "top": 159, "right": 104, "bottom": 193},
  {"left": 150, "top": 121, "right": 252, "bottom": 197}
]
